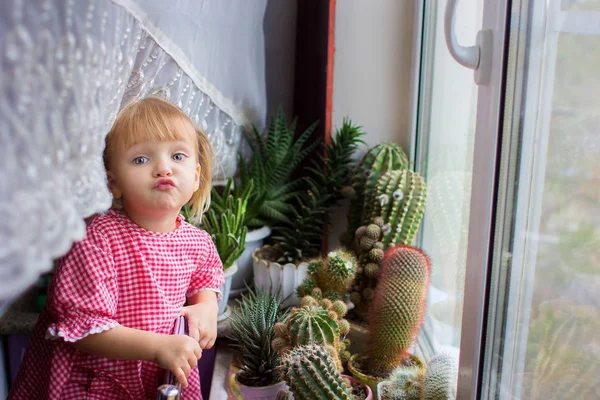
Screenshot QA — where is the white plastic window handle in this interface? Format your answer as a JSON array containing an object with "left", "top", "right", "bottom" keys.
[
  {"left": 444, "top": 0, "right": 480, "bottom": 68},
  {"left": 444, "top": 0, "right": 492, "bottom": 85}
]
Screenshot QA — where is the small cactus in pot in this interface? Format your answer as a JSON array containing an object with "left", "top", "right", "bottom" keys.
[
  {"left": 280, "top": 344, "right": 372, "bottom": 400},
  {"left": 272, "top": 296, "right": 352, "bottom": 371},
  {"left": 348, "top": 245, "right": 431, "bottom": 396},
  {"left": 296, "top": 249, "right": 357, "bottom": 302},
  {"left": 378, "top": 352, "right": 457, "bottom": 400}
]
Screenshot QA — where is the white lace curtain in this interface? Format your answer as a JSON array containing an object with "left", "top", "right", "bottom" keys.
[{"left": 0, "top": 0, "right": 268, "bottom": 306}]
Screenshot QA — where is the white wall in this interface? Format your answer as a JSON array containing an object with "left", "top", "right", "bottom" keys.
[
  {"left": 329, "top": 0, "right": 417, "bottom": 248},
  {"left": 331, "top": 0, "right": 416, "bottom": 155}
]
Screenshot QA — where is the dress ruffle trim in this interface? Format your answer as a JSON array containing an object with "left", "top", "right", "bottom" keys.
[{"left": 46, "top": 321, "right": 121, "bottom": 343}]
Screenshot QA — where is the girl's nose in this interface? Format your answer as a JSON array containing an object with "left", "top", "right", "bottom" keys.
[{"left": 153, "top": 157, "right": 173, "bottom": 177}]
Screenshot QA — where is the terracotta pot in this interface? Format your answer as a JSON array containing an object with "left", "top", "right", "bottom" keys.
[
  {"left": 347, "top": 353, "right": 424, "bottom": 398},
  {"left": 343, "top": 374, "right": 373, "bottom": 400},
  {"left": 252, "top": 245, "right": 309, "bottom": 307},
  {"left": 235, "top": 374, "right": 289, "bottom": 400}
]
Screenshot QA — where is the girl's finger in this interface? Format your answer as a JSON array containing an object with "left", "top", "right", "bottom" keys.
[
  {"left": 188, "top": 321, "right": 200, "bottom": 342},
  {"left": 176, "top": 368, "right": 188, "bottom": 388},
  {"left": 194, "top": 346, "right": 203, "bottom": 360}
]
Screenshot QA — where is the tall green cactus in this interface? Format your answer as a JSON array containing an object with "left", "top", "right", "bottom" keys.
[
  {"left": 280, "top": 344, "right": 354, "bottom": 400},
  {"left": 367, "top": 245, "right": 431, "bottom": 377},
  {"left": 366, "top": 169, "right": 427, "bottom": 247},
  {"left": 346, "top": 143, "right": 409, "bottom": 237}
]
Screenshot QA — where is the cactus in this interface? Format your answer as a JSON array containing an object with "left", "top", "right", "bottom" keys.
[
  {"left": 366, "top": 245, "right": 431, "bottom": 377},
  {"left": 366, "top": 169, "right": 427, "bottom": 247},
  {"left": 380, "top": 353, "right": 457, "bottom": 400},
  {"left": 280, "top": 344, "right": 354, "bottom": 400},
  {"left": 287, "top": 306, "right": 341, "bottom": 349},
  {"left": 422, "top": 353, "right": 457, "bottom": 400},
  {"left": 297, "top": 249, "right": 357, "bottom": 301},
  {"left": 275, "top": 390, "right": 293, "bottom": 400},
  {"left": 381, "top": 365, "right": 422, "bottom": 400},
  {"left": 273, "top": 299, "right": 352, "bottom": 371},
  {"left": 346, "top": 143, "right": 409, "bottom": 239}
]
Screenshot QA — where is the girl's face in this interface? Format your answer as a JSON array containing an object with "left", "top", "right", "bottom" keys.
[{"left": 106, "top": 118, "right": 201, "bottom": 219}]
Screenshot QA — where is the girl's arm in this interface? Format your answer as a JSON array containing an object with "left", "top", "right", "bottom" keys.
[{"left": 72, "top": 326, "right": 202, "bottom": 387}]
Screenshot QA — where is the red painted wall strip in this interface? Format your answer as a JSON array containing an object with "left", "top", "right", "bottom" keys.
[{"left": 324, "top": 0, "right": 336, "bottom": 146}]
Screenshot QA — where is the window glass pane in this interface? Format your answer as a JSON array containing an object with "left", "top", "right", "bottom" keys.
[
  {"left": 561, "top": 0, "right": 600, "bottom": 11},
  {"left": 495, "top": 30, "right": 600, "bottom": 400},
  {"left": 416, "top": 0, "right": 482, "bottom": 357},
  {"left": 518, "top": 31, "right": 600, "bottom": 400}
]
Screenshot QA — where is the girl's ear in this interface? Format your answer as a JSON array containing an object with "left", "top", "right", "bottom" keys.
[
  {"left": 194, "top": 163, "right": 201, "bottom": 191},
  {"left": 107, "top": 171, "right": 122, "bottom": 199}
]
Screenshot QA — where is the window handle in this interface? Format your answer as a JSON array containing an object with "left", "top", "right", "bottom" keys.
[{"left": 444, "top": 0, "right": 493, "bottom": 85}]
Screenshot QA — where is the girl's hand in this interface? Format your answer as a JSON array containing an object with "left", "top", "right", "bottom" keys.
[
  {"left": 180, "top": 293, "right": 219, "bottom": 349},
  {"left": 154, "top": 334, "right": 202, "bottom": 388}
]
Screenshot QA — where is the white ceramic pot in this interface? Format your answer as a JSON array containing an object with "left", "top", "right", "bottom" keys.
[
  {"left": 252, "top": 245, "right": 309, "bottom": 308},
  {"left": 230, "top": 226, "right": 272, "bottom": 296},
  {"left": 217, "top": 262, "right": 238, "bottom": 321},
  {"left": 235, "top": 375, "right": 290, "bottom": 400}
]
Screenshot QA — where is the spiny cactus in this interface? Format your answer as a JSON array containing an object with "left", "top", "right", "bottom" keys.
[
  {"left": 366, "top": 245, "right": 431, "bottom": 377},
  {"left": 366, "top": 169, "right": 427, "bottom": 247},
  {"left": 422, "top": 353, "right": 457, "bottom": 400},
  {"left": 280, "top": 344, "right": 354, "bottom": 400},
  {"left": 346, "top": 143, "right": 409, "bottom": 239},
  {"left": 297, "top": 249, "right": 357, "bottom": 301},
  {"left": 276, "top": 390, "right": 293, "bottom": 400},
  {"left": 380, "top": 365, "right": 422, "bottom": 400},
  {"left": 349, "top": 217, "right": 385, "bottom": 320},
  {"left": 380, "top": 353, "right": 457, "bottom": 400},
  {"left": 273, "top": 298, "right": 352, "bottom": 370}
]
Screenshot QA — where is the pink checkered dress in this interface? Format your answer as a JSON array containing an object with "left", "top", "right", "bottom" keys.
[{"left": 9, "top": 210, "right": 224, "bottom": 400}]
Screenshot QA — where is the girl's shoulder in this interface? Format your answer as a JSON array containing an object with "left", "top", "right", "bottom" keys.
[
  {"left": 180, "top": 220, "right": 212, "bottom": 241},
  {"left": 84, "top": 210, "right": 129, "bottom": 238}
]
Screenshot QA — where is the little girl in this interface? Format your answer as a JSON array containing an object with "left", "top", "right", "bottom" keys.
[{"left": 9, "top": 97, "right": 225, "bottom": 399}]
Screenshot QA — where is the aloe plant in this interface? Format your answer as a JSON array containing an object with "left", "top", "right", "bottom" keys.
[
  {"left": 238, "top": 107, "right": 320, "bottom": 230},
  {"left": 271, "top": 119, "right": 365, "bottom": 262},
  {"left": 200, "top": 178, "right": 252, "bottom": 270}
]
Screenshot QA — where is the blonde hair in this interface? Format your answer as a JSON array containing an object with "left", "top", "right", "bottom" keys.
[{"left": 104, "top": 96, "right": 213, "bottom": 219}]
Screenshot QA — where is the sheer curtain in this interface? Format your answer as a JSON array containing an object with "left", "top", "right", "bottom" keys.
[{"left": 0, "top": 0, "right": 267, "bottom": 305}]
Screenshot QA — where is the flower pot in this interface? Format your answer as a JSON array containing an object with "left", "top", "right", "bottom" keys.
[
  {"left": 235, "top": 374, "right": 289, "bottom": 400},
  {"left": 230, "top": 226, "right": 272, "bottom": 297},
  {"left": 217, "top": 262, "right": 238, "bottom": 321},
  {"left": 252, "top": 245, "right": 309, "bottom": 308},
  {"left": 347, "top": 353, "right": 424, "bottom": 398},
  {"left": 343, "top": 374, "right": 373, "bottom": 400}
]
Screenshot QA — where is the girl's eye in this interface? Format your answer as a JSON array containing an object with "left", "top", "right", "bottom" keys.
[
  {"left": 133, "top": 156, "right": 148, "bottom": 165},
  {"left": 172, "top": 153, "right": 187, "bottom": 161}
]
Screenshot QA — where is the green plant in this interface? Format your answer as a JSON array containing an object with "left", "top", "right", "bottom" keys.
[
  {"left": 345, "top": 143, "right": 409, "bottom": 240},
  {"left": 228, "top": 286, "right": 288, "bottom": 387},
  {"left": 272, "top": 297, "right": 351, "bottom": 370},
  {"left": 271, "top": 120, "right": 365, "bottom": 263},
  {"left": 297, "top": 249, "right": 357, "bottom": 301},
  {"left": 200, "top": 178, "right": 251, "bottom": 270},
  {"left": 238, "top": 108, "right": 320, "bottom": 230},
  {"left": 365, "top": 245, "right": 431, "bottom": 377},
  {"left": 364, "top": 169, "right": 427, "bottom": 247},
  {"left": 380, "top": 353, "right": 457, "bottom": 400},
  {"left": 279, "top": 344, "right": 355, "bottom": 400}
]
